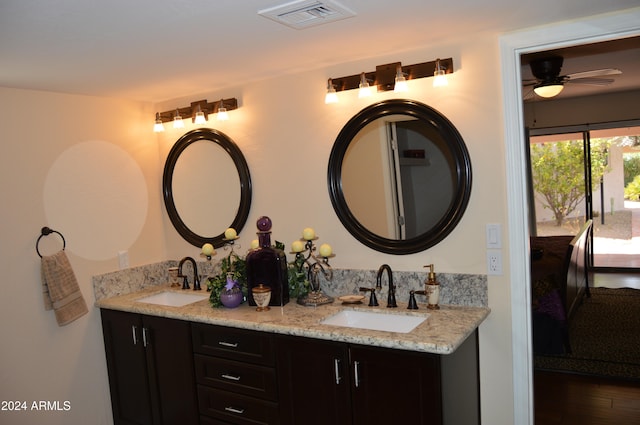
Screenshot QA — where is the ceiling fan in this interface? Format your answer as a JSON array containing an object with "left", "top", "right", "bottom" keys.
[{"left": 523, "top": 56, "right": 622, "bottom": 98}]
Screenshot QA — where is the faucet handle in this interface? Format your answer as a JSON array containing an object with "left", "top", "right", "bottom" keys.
[
  {"left": 408, "top": 290, "right": 426, "bottom": 309},
  {"left": 359, "top": 287, "right": 379, "bottom": 307}
]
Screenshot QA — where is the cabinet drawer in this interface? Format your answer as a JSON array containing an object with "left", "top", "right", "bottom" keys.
[
  {"left": 200, "top": 415, "right": 235, "bottom": 425},
  {"left": 192, "top": 323, "right": 274, "bottom": 365},
  {"left": 198, "top": 385, "right": 279, "bottom": 425},
  {"left": 195, "top": 354, "right": 277, "bottom": 401}
]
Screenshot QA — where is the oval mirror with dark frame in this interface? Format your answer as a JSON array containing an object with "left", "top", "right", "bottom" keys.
[
  {"left": 327, "top": 99, "right": 472, "bottom": 254},
  {"left": 163, "top": 128, "right": 252, "bottom": 248}
]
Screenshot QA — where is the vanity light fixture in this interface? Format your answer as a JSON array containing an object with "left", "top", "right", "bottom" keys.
[
  {"left": 173, "top": 109, "right": 185, "bottom": 129},
  {"left": 433, "top": 58, "right": 448, "bottom": 87},
  {"left": 153, "top": 98, "right": 239, "bottom": 131},
  {"left": 394, "top": 65, "right": 408, "bottom": 93},
  {"left": 194, "top": 104, "right": 207, "bottom": 124},
  {"left": 358, "top": 72, "right": 373, "bottom": 98},
  {"left": 325, "top": 78, "right": 339, "bottom": 104},
  {"left": 216, "top": 99, "right": 229, "bottom": 121},
  {"left": 153, "top": 112, "right": 165, "bottom": 132},
  {"left": 325, "top": 58, "right": 453, "bottom": 102}
]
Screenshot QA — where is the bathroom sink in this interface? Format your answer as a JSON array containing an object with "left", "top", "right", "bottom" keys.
[
  {"left": 320, "top": 310, "right": 428, "bottom": 333},
  {"left": 136, "top": 291, "right": 209, "bottom": 307}
]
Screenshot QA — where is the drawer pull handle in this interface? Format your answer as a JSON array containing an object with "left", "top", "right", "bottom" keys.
[
  {"left": 131, "top": 325, "right": 138, "bottom": 345},
  {"left": 218, "top": 341, "right": 239, "bottom": 348},
  {"left": 334, "top": 358, "right": 342, "bottom": 384},
  {"left": 354, "top": 361, "right": 361, "bottom": 388},
  {"left": 221, "top": 374, "right": 241, "bottom": 381},
  {"left": 142, "top": 327, "right": 149, "bottom": 348},
  {"left": 224, "top": 406, "right": 245, "bottom": 415}
]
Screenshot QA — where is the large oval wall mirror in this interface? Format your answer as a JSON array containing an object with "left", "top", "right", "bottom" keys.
[
  {"left": 327, "top": 99, "right": 471, "bottom": 254},
  {"left": 163, "top": 128, "right": 251, "bottom": 248}
]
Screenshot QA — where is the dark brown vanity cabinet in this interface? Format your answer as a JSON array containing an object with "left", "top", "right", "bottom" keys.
[
  {"left": 100, "top": 309, "right": 199, "bottom": 425},
  {"left": 276, "top": 331, "right": 480, "bottom": 425},
  {"left": 276, "top": 336, "right": 352, "bottom": 425},
  {"left": 192, "top": 323, "right": 279, "bottom": 425}
]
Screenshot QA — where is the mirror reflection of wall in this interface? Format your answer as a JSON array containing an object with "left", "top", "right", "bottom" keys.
[
  {"left": 328, "top": 99, "right": 471, "bottom": 254},
  {"left": 163, "top": 128, "right": 251, "bottom": 248},
  {"left": 342, "top": 115, "right": 455, "bottom": 240},
  {"left": 172, "top": 140, "right": 240, "bottom": 237}
]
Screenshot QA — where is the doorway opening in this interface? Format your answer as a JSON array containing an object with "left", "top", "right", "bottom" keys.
[{"left": 528, "top": 122, "right": 640, "bottom": 270}]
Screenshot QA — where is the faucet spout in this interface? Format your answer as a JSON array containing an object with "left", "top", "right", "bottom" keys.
[
  {"left": 178, "top": 257, "right": 201, "bottom": 290},
  {"left": 376, "top": 264, "right": 397, "bottom": 308}
]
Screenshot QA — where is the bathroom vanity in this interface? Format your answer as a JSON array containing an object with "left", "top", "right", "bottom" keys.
[{"left": 97, "top": 286, "right": 488, "bottom": 425}]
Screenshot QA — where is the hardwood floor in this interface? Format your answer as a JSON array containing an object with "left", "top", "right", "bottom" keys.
[
  {"left": 534, "top": 272, "right": 640, "bottom": 424},
  {"left": 535, "top": 371, "right": 640, "bottom": 425}
]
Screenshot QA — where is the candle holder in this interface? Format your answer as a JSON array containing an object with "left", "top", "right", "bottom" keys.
[{"left": 293, "top": 236, "right": 334, "bottom": 307}]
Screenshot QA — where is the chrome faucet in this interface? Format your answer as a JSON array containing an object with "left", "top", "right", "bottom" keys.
[
  {"left": 178, "top": 257, "right": 201, "bottom": 290},
  {"left": 376, "top": 264, "right": 397, "bottom": 308}
]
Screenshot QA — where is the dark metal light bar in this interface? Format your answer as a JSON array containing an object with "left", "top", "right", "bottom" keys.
[
  {"left": 329, "top": 58, "right": 454, "bottom": 93},
  {"left": 155, "top": 98, "right": 239, "bottom": 123}
]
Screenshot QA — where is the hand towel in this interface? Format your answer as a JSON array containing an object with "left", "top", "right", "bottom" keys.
[{"left": 41, "top": 250, "right": 88, "bottom": 326}]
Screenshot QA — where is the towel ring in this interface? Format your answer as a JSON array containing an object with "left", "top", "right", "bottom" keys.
[{"left": 36, "top": 226, "right": 66, "bottom": 258}]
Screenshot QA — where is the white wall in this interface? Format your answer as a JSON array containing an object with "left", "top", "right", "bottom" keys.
[
  {"left": 0, "top": 88, "right": 164, "bottom": 424},
  {"left": 0, "top": 34, "right": 513, "bottom": 425},
  {"left": 159, "top": 32, "right": 514, "bottom": 425}
]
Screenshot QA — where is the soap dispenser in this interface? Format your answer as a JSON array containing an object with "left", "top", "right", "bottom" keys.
[{"left": 424, "top": 264, "right": 440, "bottom": 310}]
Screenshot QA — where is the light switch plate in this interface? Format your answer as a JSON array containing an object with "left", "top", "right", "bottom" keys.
[{"left": 486, "top": 223, "right": 501, "bottom": 249}]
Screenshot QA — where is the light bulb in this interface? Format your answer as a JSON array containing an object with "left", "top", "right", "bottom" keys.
[
  {"left": 325, "top": 79, "right": 338, "bottom": 104},
  {"left": 153, "top": 113, "right": 165, "bottom": 132},
  {"left": 358, "top": 72, "right": 372, "bottom": 98},
  {"left": 173, "top": 110, "right": 184, "bottom": 128},
  {"left": 433, "top": 69, "right": 448, "bottom": 87},
  {"left": 194, "top": 111, "right": 206, "bottom": 124},
  {"left": 394, "top": 65, "right": 408, "bottom": 92}
]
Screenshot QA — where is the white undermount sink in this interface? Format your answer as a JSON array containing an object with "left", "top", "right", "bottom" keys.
[
  {"left": 320, "top": 310, "right": 428, "bottom": 333},
  {"left": 136, "top": 291, "right": 209, "bottom": 307}
]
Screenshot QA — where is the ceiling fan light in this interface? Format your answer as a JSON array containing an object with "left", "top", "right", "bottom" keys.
[{"left": 534, "top": 83, "right": 564, "bottom": 98}]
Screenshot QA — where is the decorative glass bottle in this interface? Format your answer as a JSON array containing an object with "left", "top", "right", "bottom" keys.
[{"left": 246, "top": 216, "right": 290, "bottom": 306}]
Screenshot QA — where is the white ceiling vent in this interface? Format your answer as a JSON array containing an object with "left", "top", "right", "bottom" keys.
[{"left": 258, "top": 0, "right": 356, "bottom": 29}]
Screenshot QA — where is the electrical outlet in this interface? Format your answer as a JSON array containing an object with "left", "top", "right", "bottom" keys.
[{"left": 487, "top": 250, "right": 502, "bottom": 275}]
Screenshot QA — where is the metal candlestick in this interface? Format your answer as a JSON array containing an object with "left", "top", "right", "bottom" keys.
[{"left": 294, "top": 238, "right": 334, "bottom": 306}]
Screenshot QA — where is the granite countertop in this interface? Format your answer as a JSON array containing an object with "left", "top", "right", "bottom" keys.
[{"left": 95, "top": 285, "right": 490, "bottom": 355}]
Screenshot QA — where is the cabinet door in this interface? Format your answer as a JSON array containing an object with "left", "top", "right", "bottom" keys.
[
  {"left": 350, "top": 344, "right": 442, "bottom": 425},
  {"left": 101, "top": 310, "right": 199, "bottom": 425},
  {"left": 143, "top": 315, "right": 199, "bottom": 425},
  {"left": 276, "top": 335, "right": 351, "bottom": 425},
  {"left": 101, "top": 309, "right": 155, "bottom": 425}
]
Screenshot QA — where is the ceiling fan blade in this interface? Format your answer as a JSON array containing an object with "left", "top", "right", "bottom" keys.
[
  {"left": 566, "top": 68, "right": 622, "bottom": 80},
  {"left": 566, "top": 77, "right": 615, "bottom": 86}
]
